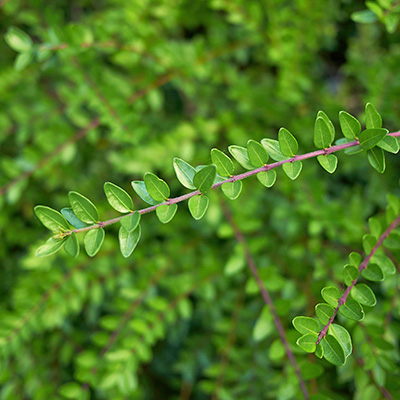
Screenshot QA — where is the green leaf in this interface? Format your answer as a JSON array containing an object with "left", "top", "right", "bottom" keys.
[
  {"left": 339, "top": 298, "right": 364, "bottom": 321},
  {"left": 68, "top": 191, "right": 99, "bottom": 223},
  {"left": 315, "top": 303, "right": 334, "bottom": 325},
  {"left": 5, "top": 27, "right": 33, "bottom": 52},
  {"left": 15, "top": 51, "right": 34, "bottom": 71},
  {"left": 314, "top": 116, "right": 334, "bottom": 149},
  {"left": 131, "top": 181, "right": 160, "bottom": 205},
  {"left": 144, "top": 172, "right": 170, "bottom": 201},
  {"left": 282, "top": 161, "right": 302, "bottom": 180},
  {"left": 299, "top": 361, "right": 324, "bottom": 380},
  {"left": 351, "top": 10, "right": 378, "bottom": 23},
  {"left": 35, "top": 237, "right": 67, "bottom": 257},
  {"left": 34, "top": 205, "right": 70, "bottom": 232},
  {"left": 371, "top": 254, "right": 395, "bottom": 275},
  {"left": 368, "top": 216, "right": 382, "bottom": 238},
  {"left": 339, "top": 111, "right": 361, "bottom": 139},
  {"left": 257, "top": 170, "right": 277, "bottom": 187},
  {"left": 228, "top": 145, "right": 254, "bottom": 170},
  {"left": 344, "top": 144, "right": 363, "bottom": 155},
  {"left": 329, "top": 324, "right": 352, "bottom": 358},
  {"left": 221, "top": 181, "right": 242, "bottom": 200},
  {"left": 317, "top": 111, "right": 335, "bottom": 139},
  {"left": 188, "top": 195, "right": 209, "bottom": 220},
  {"left": 367, "top": 147, "right": 386, "bottom": 173},
  {"left": 362, "top": 263, "right": 384, "bottom": 281},
  {"left": 104, "top": 182, "right": 134, "bottom": 213},
  {"left": 292, "top": 316, "right": 319, "bottom": 335},
  {"left": 365, "top": 102, "right": 382, "bottom": 129},
  {"left": 321, "top": 286, "right": 341, "bottom": 308},
  {"left": 156, "top": 204, "right": 178, "bottom": 224},
  {"left": 65, "top": 233, "right": 79, "bottom": 257},
  {"left": 173, "top": 158, "right": 196, "bottom": 189},
  {"left": 211, "top": 148, "right": 234, "bottom": 177},
  {"left": 247, "top": 140, "right": 269, "bottom": 167},
  {"left": 363, "top": 234, "right": 376, "bottom": 254},
  {"left": 383, "top": 230, "right": 400, "bottom": 249},
  {"left": 317, "top": 154, "right": 338, "bottom": 174},
  {"left": 61, "top": 208, "right": 90, "bottom": 229},
  {"left": 120, "top": 212, "right": 141, "bottom": 232},
  {"left": 59, "top": 382, "right": 85, "bottom": 399},
  {"left": 278, "top": 128, "right": 298, "bottom": 157},
  {"left": 359, "top": 128, "right": 388, "bottom": 150},
  {"left": 261, "top": 138, "right": 288, "bottom": 161},
  {"left": 343, "top": 264, "right": 359, "bottom": 286},
  {"left": 84, "top": 229, "right": 105, "bottom": 257},
  {"left": 349, "top": 252, "right": 362, "bottom": 267},
  {"left": 377, "top": 135, "right": 399, "bottom": 154},
  {"left": 253, "top": 307, "right": 273, "bottom": 342},
  {"left": 315, "top": 343, "right": 324, "bottom": 359},
  {"left": 351, "top": 283, "right": 377, "bottom": 306},
  {"left": 366, "top": 1, "right": 383, "bottom": 17},
  {"left": 322, "top": 335, "right": 345, "bottom": 366},
  {"left": 119, "top": 225, "right": 141, "bottom": 258},
  {"left": 296, "top": 333, "right": 317, "bottom": 353},
  {"left": 193, "top": 165, "right": 216, "bottom": 194}
]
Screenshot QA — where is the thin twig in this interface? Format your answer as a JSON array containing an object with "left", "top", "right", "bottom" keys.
[
  {"left": 316, "top": 213, "right": 400, "bottom": 345},
  {"left": 65, "top": 131, "right": 400, "bottom": 236},
  {"left": 221, "top": 201, "right": 309, "bottom": 400}
]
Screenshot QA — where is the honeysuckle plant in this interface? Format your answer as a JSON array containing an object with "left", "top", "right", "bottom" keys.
[{"left": 34, "top": 103, "right": 400, "bottom": 368}]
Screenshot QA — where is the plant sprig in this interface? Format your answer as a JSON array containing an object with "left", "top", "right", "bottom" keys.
[{"left": 34, "top": 103, "right": 400, "bottom": 262}]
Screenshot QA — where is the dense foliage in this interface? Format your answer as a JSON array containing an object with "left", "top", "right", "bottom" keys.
[{"left": 1, "top": 1, "right": 400, "bottom": 399}]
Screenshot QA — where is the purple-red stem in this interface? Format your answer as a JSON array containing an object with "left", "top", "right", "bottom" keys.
[
  {"left": 316, "top": 212, "right": 400, "bottom": 345},
  {"left": 67, "top": 131, "right": 400, "bottom": 235},
  {"left": 221, "top": 202, "right": 309, "bottom": 399}
]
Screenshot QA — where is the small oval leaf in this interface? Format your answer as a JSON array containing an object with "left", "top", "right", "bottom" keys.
[
  {"left": 120, "top": 212, "right": 141, "bottom": 232},
  {"left": 84, "top": 229, "right": 105, "bottom": 257},
  {"left": 221, "top": 181, "right": 242, "bottom": 200},
  {"left": 64, "top": 233, "right": 79, "bottom": 257},
  {"left": 339, "top": 111, "right": 361, "bottom": 139},
  {"left": 247, "top": 140, "right": 269, "bottom": 167},
  {"left": 35, "top": 237, "right": 67, "bottom": 257},
  {"left": 282, "top": 161, "right": 302, "bottom": 180},
  {"left": 193, "top": 165, "right": 216, "bottom": 194},
  {"left": 211, "top": 148, "right": 234, "bottom": 177},
  {"left": 131, "top": 181, "right": 160, "bottom": 205},
  {"left": 119, "top": 225, "right": 141, "bottom": 258},
  {"left": 351, "top": 283, "right": 377, "bottom": 306},
  {"left": 292, "top": 316, "right": 319, "bottom": 335},
  {"left": 278, "top": 128, "right": 298, "bottom": 157},
  {"left": 317, "top": 154, "right": 338, "bottom": 174},
  {"left": 34, "top": 205, "right": 70, "bottom": 232},
  {"left": 188, "top": 195, "right": 209, "bottom": 220},
  {"left": 173, "top": 158, "right": 197, "bottom": 189},
  {"left": 359, "top": 128, "right": 388, "bottom": 150},
  {"left": 228, "top": 145, "right": 254, "bottom": 170},
  {"left": 156, "top": 204, "right": 178, "bottom": 224},
  {"left": 257, "top": 170, "right": 277, "bottom": 187},
  {"left": 68, "top": 191, "right": 99, "bottom": 223},
  {"left": 144, "top": 173, "right": 170, "bottom": 201},
  {"left": 322, "top": 335, "right": 345, "bottom": 366},
  {"left": 104, "top": 182, "right": 134, "bottom": 213}
]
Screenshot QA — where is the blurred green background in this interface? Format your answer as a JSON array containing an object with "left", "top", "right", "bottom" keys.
[{"left": 0, "top": 0, "right": 400, "bottom": 399}]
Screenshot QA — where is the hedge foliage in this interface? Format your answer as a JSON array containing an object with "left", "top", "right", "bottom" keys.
[{"left": 1, "top": 1, "right": 400, "bottom": 399}]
